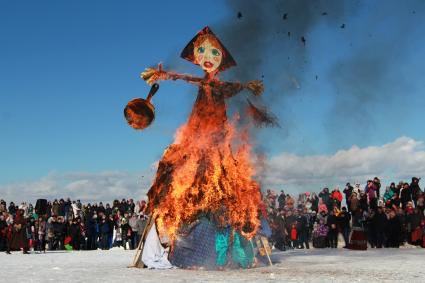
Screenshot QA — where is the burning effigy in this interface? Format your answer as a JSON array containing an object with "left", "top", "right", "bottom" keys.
[{"left": 126, "top": 26, "right": 274, "bottom": 270}]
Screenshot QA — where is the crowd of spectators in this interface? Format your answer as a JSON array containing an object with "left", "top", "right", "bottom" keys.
[
  {"left": 1, "top": 176, "right": 425, "bottom": 254},
  {"left": 264, "top": 177, "right": 425, "bottom": 250},
  {"left": 0, "top": 198, "right": 148, "bottom": 253}
]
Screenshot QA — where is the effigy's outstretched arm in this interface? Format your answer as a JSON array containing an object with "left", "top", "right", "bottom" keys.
[
  {"left": 244, "top": 80, "right": 264, "bottom": 96},
  {"left": 141, "top": 63, "right": 203, "bottom": 86},
  {"left": 221, "top": 80, "right": 264, "bottom": 98}
]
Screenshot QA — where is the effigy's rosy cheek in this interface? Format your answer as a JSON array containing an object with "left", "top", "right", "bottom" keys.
[
  {"left": 213, "top": 56, "right": 220, "bottom": 62},
  {"left": 197, "top": 55, "right": 203, "bottom": 62}
]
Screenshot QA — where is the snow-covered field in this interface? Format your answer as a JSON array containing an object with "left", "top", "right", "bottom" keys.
[{"left": 1, "top": 248, "right": 424, "bottom": 283}]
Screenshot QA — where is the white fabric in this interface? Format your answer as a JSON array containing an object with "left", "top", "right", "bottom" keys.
[
  {"left": 141, "top": 223, "right": 173, "bottom": 269},
  {"left": 71, "top": 203, "right": 80, "bottom": 217}
]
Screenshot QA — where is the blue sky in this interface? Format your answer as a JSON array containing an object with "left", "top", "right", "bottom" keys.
[{"left": 1, "top": 0, "right": 425, "bottom": 201}]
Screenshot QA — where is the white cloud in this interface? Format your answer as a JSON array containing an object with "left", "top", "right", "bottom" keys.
[
  {"left": 0, "top": 168, "right": 156, "bottom": 204},
  {"left": 261, "top": 136, "right": 425, "bottom": 193},
  {"left": 2, "top": 136, "right": 425, "bottom": 203}
]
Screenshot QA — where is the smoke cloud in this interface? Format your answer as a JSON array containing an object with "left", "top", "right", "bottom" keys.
[
  {"left": 325, "top": 0, "right": 425, "bottom": 144},
  {"left": 215, "top": 0, "right": 351, "bottom": 108},
  {"left": 212, "top": 0, "right": 424, "bottom": 142}
]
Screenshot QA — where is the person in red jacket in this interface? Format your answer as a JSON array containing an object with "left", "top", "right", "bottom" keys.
[
  {"left": 331, "top": 187, "right": 343, "bottom": 209},
  {"left": 290, "top": 223, "right": 298, "bottom": 249}
]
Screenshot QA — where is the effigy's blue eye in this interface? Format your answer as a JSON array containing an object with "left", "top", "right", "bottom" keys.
[
  {"left": 197, "top": 47, "right": 205, "bottom": 53},
  {"left": 212, "top": 49, "right": 220, "bottom": 56}
]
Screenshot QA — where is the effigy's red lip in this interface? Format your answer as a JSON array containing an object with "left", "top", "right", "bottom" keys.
[{"left": 203, "top": 61, "right": 213, "bottom": 68}]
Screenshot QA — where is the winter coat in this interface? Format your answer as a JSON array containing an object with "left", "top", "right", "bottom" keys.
[
  {"left": 99, "top": 220, "right": 110, "bottom": 234},
  {"left": 417, "top": 196, "right": 424, "bottom": 211},
  {"left": 349, "top": 196, "right": 360, "bottom": 212},
  {"left": 317, "top": 212, "right": 328, "bottom": 225},
  {"left": 58, "top": 203, "right": 65, "bottom": 216},
  {"left": 410, "top": 183, "right": 422, "bottom": 201},
  {"left": 52, "top": 221, "right": 65, "bottom": 237},
  {"left": 360, "top": 195, "right": 368, "bottom": 211},
  {"left": 367, "top": 184, "right": 377, "bottom": 200},
  {"left": 273, "top": 214, "right": 287, "bottom": 236},
  {"left": 319, "top": 192, "right": 331, "bottom": 206},
  {"left": 119, "top": 202, "right": 128, "bottom": 214},
  {"left": 311, "top": 195, "right": 319, "bottom": 212},
  {"left": 314, "top": 223, "right": 328, "bottom": 237},
  {"left": 327, "top": 215, "right": 338, "bottom": 231},
  {"left": 135, "top": 218, "right": 147, "bottom": 235},
  {"left": 337, "top": 211, "right": 351, "bottom": 229},
  {"left": 371, "top": 211, "right": 387, "bottom": 232},
  {"left": 8, "top": 204, "right": 16, "bottom": 215},
  {"left": 105, "top": 207, "right": 112, "bottom": 217},
  {"left": 128, "top": 202, "right": 135, "bottom": 214},
  {"left": 64, "top": 200, "right": 71, "bottom": 214},
  {"left": 343, "top": 186, "right": 353, "bottom": 200},
  {"left": 0, "top": 219, "right": 8, "bottom": 238},
  {"left": 406, "top": 212, "right": 421, "bottom": 230},
  {"left": 383, "top": 190, "right": 394, "bottom": 202},
  {"left": 69, "top": 223, "right": 81, "bottom": 238},
  {"left": 121, "top": 223, "right": 132, "bottom": 240},
  {"left": 400, "top": 187, "right": 412, "bottom": 205},
  {"left": 278, "top": 193, "right": 286, "bottom": 209},
  {"left": 285, "top": 215, "right": 296, "bottom": 232},
  {"left": 296, "top": 215, "right": 308, "bottom": 233},
  {"left": 290, "top": 227, "right": 297, "bottom": 241},
  {"left": 85, "top": 218, "right": 97, "bottom": 236},
  {"left": 37, "top": 220, "right": 46, "bottom": 239},
  {"left": 72, "top": 203, "right": 80, "bottom": 218},
  {"left": 374, "top": 181, "right": 381, "bottom": 199},
  {"left": 331, "top": 191, "right": 343, "bottom": 203},
  {"left": 129, "top": 216, "right": 138, "bottom": 232},
  {"left": 52, "top": 203, "right": 60, "bottom": 216},
  {"left": 386, "top": 217, "right": 401, "bottom": 241},
  {"left": 10, "top": 216, "right": 28, "bottom": 250}
]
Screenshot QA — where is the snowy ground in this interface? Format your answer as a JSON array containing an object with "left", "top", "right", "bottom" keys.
[{"left": 1, "top": 247, "right": 424, "bottom": 283}]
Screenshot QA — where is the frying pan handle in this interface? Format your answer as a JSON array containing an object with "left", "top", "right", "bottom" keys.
[{"left": 146, "top": 83, "right": 159, "bottom": 102}]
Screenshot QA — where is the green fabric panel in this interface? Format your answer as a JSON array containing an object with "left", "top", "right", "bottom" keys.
[
  {"left": 232, "top": 232, "right": 254, "bottom": 268},
  {"left": 231, "top": 232, "right": 247, "bottom": 268},
  {"left": 244, "top": 238, "right": 255, "bottom": 266},
  {"left": 215, "top": 230, "right": 229, "bottom": 266}
]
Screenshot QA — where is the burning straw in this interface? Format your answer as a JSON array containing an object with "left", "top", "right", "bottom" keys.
[{"left": 246, "top": 99, "right": 280, "bottom": 128}]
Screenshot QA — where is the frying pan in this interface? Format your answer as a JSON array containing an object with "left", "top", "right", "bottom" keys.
[{"left": 124, "top": 83, "right": 159, "bottom": 130}]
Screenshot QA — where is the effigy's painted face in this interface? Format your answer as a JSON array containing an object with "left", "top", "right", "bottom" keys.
[{"left": 194, "top": 39, "right": 223, "bottom": 73}]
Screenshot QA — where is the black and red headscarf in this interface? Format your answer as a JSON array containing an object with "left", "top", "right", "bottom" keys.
[{"left": 180, "top": 26, "right": 236, "bottom": 71}]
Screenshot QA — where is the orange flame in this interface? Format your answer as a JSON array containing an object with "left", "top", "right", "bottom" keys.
[{"left": 147, "top": 85, "right": 261, "bottom": 242}]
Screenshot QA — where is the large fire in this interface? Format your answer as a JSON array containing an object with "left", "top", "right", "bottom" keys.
[{"left": 147, "top": 103, "right": 261, "bottom": 241}]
